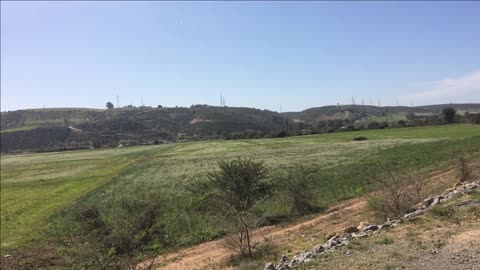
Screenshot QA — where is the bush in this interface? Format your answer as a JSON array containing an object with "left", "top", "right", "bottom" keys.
[
  {"left": 375, "top": 237, "right": 394, "bottom": 245},
  {"left": 51, "top": 183, "right": 172, "bottom": 270},
  {"left": 278, "top": 166, "right": 322, "bottom": 215},
  {"left": 443, "top": 107, "right": 457, "bottom": 123},
  {"left": 368, "top": 122, "right": 380, "bottom": 129},
  {"left": 353, "top": 136, "right": 368, "bottom": 141},
  {"left": 368, "top": 167, "right": 425, "bottom": 221},
  {"left": 189, "top": 158, "right": 273, "bottom": 258},
  {"left": 453, "top": 149, "right": 472, "bottom": 182},
  {"left": 430, "top": 205, "right": 455, "bottom": 219}
]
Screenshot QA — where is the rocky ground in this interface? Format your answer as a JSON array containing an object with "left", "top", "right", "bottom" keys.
[{"left": 265, "top": 180, "right": 480, "bottom": 270}]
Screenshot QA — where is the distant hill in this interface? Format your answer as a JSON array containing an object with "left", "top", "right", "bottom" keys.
[
  {"left": 283, "top": 104, "right": 480, "bottom": 124},
  {"left": 1, "top": 103, "right": 479, "bottom": 153},
  {"left": 0, "top": 105, "right": 289, "bottom": 153}
]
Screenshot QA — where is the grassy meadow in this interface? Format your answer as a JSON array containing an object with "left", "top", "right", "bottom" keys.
[{"left": 1, "top": 124, "right": 480, "bottom": 255}]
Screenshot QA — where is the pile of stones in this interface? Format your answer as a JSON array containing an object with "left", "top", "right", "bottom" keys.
[
  {"left": 404, "top": 180, "right": 479, "bottom": 219},
  {"left": 264, "top": 179, "right": 479, "bottom": 270}
]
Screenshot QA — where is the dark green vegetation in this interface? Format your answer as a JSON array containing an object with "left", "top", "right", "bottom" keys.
[
  {"left": 1, "top": 103, "right": 479, "bottom": 153},
  {"left": 1, "top": 125, "right": 480, "bottom": 269},
  {"left": 190, "top": 158, "right": 273, "bottom": 258}
]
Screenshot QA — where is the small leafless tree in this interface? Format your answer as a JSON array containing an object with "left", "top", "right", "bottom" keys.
[
  {"left": 368, "top": 167, "right": 425, "bottom": 221},
  {"left": 453, "top": 149, "right": 471, "bottom": 182}
]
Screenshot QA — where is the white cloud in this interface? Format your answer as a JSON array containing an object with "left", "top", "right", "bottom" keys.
[{"left": 401, "top": 70, "right": 480, "bottom": 104}]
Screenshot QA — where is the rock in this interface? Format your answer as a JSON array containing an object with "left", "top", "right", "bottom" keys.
[
  {"left": 362, "top": 224, "right": 380, "bottom": 232},
  {"left": 465, "top": 182, "right": 479, "bottom": 190},
  {"left": 453, "top": 181, "right": 463, "bottom": 188},
  {"left": 291, "top": 252, "right": 307, "bottom": 264},
  {"left": 344, "top": 226, "right": 359, "bottom": 233},
  {"left": 313, "top": 244, "right": 325, "bottom": 255},
  {"left": 337, "top": 238, "right": 350, "bottom": 247},
  {"left": 383, "top": 219, "right": 400, "bottom": 228},
  {"left": 280, "top": 255, "right": 289, "bottom": 263},
  {"left": 304, "top": 251, "right": 314, "bottom": 259},
  {"left": 433, "top": 195, "right": 444, "bottom": 205},
  {"left": 326, "top": 235, "right": 340, "bottom": 248},
  {"left": 404, "top": 209, "right": 426, "bottom": 218},
  {"left": 357, "top": 221, "right": 368, "bottom": 230},
  {"left": 264, "top": 262, "right": 276, "bottom": 270},
  {"left": 352, "top": 232, "right": 368, "bottom": 238},
  {"left": 423, "top": 197, "right": 434, "bottom": 207}
]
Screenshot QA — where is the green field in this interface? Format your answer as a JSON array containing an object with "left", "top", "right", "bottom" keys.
[{"left": 1, "top": 124, "right": 480, "bottom": 254}]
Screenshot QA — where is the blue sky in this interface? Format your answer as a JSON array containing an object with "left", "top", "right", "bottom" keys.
[{"left": 1, "top": 1, "right": 479, "bottom": 112}]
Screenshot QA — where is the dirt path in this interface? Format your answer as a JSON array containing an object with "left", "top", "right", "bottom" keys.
[
  {"left": 152, "top": 198, "right": 367, "bottom": 270},
  {"left": 151, "top": 163, "right": 478, "bottom": 270}
]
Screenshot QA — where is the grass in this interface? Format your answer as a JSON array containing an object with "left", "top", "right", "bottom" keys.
[
  {"left": 0, "top": 145, "right": 169, "bottom": 251},
  {"left": 0, "top": 125, "right": 38, "bottom": 133},
  {"left": 1, "top": 124, "right": 480, "bottom": 254}
]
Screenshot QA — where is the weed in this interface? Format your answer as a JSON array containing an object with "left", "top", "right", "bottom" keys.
[{"left": 375, "top": 237, "right": 394, "bottom": 245}]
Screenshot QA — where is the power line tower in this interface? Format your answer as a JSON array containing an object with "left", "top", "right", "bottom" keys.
[
  {"left": 378, "top": 98, "right": 381, "bottom": 107},
  {"left": 116, "top": 95, "right": 120, "bottom": 108},
  {"left": 220, "top": 94, "right": 226, "bottom": 107},
  {"left": 352, "top": 96, "right": 356, "bottom": 105}
]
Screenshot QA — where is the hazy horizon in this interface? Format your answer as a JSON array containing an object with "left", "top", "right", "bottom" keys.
[{"left": 2, "top": 1, "right": 480, "bottom": 111}]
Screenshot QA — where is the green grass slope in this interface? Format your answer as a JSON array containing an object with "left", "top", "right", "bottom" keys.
[{"left": 1, "top": 124, "right": 479, "bottom": 254}]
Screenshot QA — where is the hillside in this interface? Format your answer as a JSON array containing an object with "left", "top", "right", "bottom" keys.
[
  {"left": 1, "top": 103, "right": 479, "bottom": 153},
  {"left": 1, "top": 125, "right": 479, "bottom": 269},
  {"left": 0, "top": 106, "right": 289, "bottom": 153},
  {"left": 283, "top": 103, "right": 480, "bottom": 123}
]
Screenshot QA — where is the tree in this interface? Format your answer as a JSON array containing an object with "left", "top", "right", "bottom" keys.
[
  {"left": 442, "top": 107, "right": 457, "bottom": 123},
  {"left": 406, "top": 112, "right": 416, "bottom": 121},
  {"left": 368, "top": 121, "right": 380, "bottom": 129},
  {"left": 190, "top": 158, "right": 272, "bottom": 258},
  {"left": 453, "top": 149, "right": 472, "bottom": 182},
  {"left": 106, "top": 101, "right": 114, "bottom": 110},
  {"left": 368, "top": 167, "right": 425, "bottom": 221}
]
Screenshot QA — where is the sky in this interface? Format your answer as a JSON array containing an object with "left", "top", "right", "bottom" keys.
[{"left": 1, "top": 1, "right": 480, "bottom": 112}]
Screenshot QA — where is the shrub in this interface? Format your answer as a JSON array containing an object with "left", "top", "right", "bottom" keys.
[
  {"left": 189, "top": 158, "right": 273, "bottom": 258},
  {"left": 453, "top": 149, "right": 472, "bottom": 182},
  {"left": 442, "top": 107, "right": 457, "bottom": 123},
  {"left": 278, "top": 166, "right": 322, "bottom": 215},
  {"left": 368, "top": 167, "right": 425, "bottom": 221},
  {"left": 430, "top": 205, "right": 455, "bottom": 219},
  {"left": 376, "top": 237, "right": 394, "bottom": 245},
  {"left": 368, "top": 122, "right": 380, "bottom": 129},
  {"left": 353, "top": 136, "right": 368, "bottom": 141},
  {"left": 51, "top": 183, "right": 172, "bottom": 270}
]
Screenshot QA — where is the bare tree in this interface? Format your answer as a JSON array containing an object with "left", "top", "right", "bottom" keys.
[
  {"left": 453, "top": 149, "right": 472, "bottom": 182},
  {"left": 368, "top": 167, "right": 425, "bottom": 221}
]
